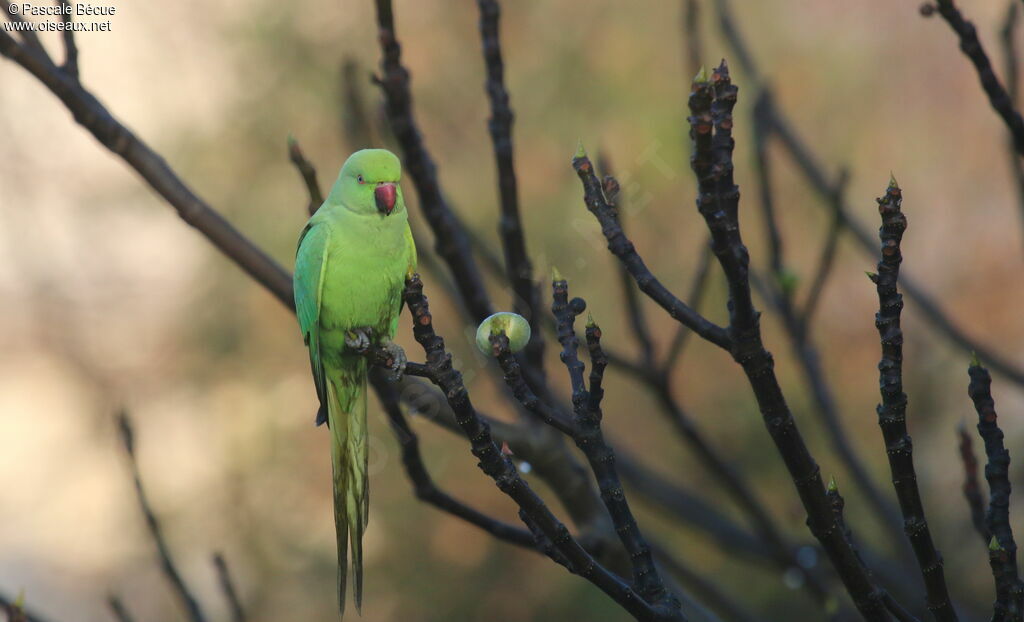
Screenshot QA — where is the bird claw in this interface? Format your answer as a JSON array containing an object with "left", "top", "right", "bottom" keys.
[
  {"left": 345, "top": 327, "right": 373, "bottom": 353},
  {"left": 381, "top": 342, "right": 407, "bottom": 382}
]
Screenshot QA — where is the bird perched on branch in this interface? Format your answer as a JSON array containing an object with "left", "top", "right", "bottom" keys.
[{"left": 293, "top": 148, "right": 416, "bottom": 616}]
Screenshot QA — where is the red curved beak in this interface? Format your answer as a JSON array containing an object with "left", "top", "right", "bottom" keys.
[{"left": 375, "top": 183, "right": 397, "bottom": 215}]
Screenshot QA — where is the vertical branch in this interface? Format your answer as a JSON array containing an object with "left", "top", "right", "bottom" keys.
[
  {"left": 1000, "top": 1, "right": 1024, "bottom": 248},
  {"left": 968, "top": 362, "right": 1024, "bottom": 620},
  {"left": 373, "top": 0, "right": 493, "bottom": 321},
  {"left": 116, "top": 412, "right": 208, "bottom": 622},
  {"left": 476, "top": 0, "right": 545, "bottom": 373},
  {"left": 870, "top": 179, "right": 957, "bottom": 620},
  {"left": 957, "top": 423, "right": 990, "bottom": 542}
]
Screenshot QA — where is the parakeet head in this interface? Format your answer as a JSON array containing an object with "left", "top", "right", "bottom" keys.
[{"left": 328, "top": 148, "right": 406, "bottom": 217}]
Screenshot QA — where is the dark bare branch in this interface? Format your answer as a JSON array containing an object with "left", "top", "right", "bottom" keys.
[
  {"left": 0, "top": 30, "right": 294, "bottom": 308},
  {"left": 212, "top": 554, "right": 246, "bottom": 622},
  {"left": 372, "top": 0, "right": 493, "bottom": 322},
  {"left": 967, "top": 361, "right": 1024, "bottom": 619},
  {"left": 116, "top": 412, "right": 207, "bottom": 622},
  {"left": 932, "top": 0, "right": 1024, "bottom": 157},
  {"left": 476, "top": 0, "right": 545, "bottom": 374},
  {"left": 957, "top": 423, "right": 990, "bottom": 543},
  {"left": 870, "top": 180, "right": 956, "bottom": 620},
  {"left": 287, "top": 136, "right": 324, "bottom": 216}
]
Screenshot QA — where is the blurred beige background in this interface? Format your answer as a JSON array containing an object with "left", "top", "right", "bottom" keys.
[{"left": 2, "top": 1, "right": 1024, "bottom": 620}]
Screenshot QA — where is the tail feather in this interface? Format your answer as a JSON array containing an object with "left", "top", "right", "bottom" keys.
[{"left": 327, "top": 365, "right": 369, "bottom": 617}]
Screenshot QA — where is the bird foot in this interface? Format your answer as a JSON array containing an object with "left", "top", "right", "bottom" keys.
[
  {"left": 380, "top": 341, "right": 407, "bottom": 382},
  {"left": 345, "top": 327, "right": 374, "bottom": 354}
]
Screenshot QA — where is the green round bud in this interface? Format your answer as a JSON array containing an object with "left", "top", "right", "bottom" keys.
[{"left": 476, "top": 312, "right": 531, "bottom": 356}]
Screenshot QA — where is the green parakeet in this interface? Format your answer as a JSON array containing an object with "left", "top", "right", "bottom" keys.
[{"left": 293, "top": 148, "right": 417, "bottom": 616}]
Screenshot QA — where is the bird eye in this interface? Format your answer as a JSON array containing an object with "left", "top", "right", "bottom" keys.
[{"left": 357, "top": 175, "right": 364, "bottom": 184}]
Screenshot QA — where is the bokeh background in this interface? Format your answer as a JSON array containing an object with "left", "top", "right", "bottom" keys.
[{"left": 3, "top": 1, "right": 1024, "bottom": 620}]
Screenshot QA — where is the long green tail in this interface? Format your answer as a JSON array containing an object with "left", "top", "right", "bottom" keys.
[{"left": 326, "top": 360, "right": 369, "bottom": 617}]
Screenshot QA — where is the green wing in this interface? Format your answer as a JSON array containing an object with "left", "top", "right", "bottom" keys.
[{"left": 294, "top": 221, "right": 331, "bottom": 421}]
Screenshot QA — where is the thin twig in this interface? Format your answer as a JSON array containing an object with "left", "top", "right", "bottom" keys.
[
  {"left": 107, "top": 596, "right": 136, "bottom": 622},
  {"left": 800, "top": 194, "right": 844, "bottom": 329},
  {"left": 870, "top": 179, "right": 957, "bottom": 620},
  {"left": 968, "top": 361, "right": 1024, "bottom": 620},
  {"left": 662, "top": 242, "right": 714, "bottom": 372},
  {"left": 957, "top": 422, "right": 990, "bottom": 543},
  {"left": 287, "top": 136, "right": 324, "bottom": 216},
  {"left": 933, "top": 0, "right": 1024, "bottom": 157},
  {"left": 373, "top": 0, "right": 493, "bottom": 322},
  {"left": 597, "top": 157, "right": 656, "bottom": 367},
  {"left": 999, "top": 1, "right": 1024, "bottom": 249},
  {"left": 212, "top": 554, "right": 246, "bottom": 622},
  {"left": 116, "top": 412, "right": 208, "bottom": 622}
]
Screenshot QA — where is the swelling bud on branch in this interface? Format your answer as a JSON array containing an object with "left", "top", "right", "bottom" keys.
[{"left": 476, "top": 312, "right": 531, "bottom": 355}]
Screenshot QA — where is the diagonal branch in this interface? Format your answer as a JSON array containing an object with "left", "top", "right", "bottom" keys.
[
  {"left": 0, "top": 29, "right": 294, "bottom": 309},
  {"left": 571, "top": 146, "right": 731, "bottom": 350},
  {"left": 212, "top": 554, "right": 246, "bottom": 622},
  {"left": 932, "top": 0, "right": 1024, "bottom": 157}
]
